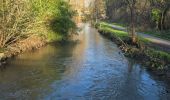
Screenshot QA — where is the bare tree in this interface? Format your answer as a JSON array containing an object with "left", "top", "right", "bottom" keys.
[
  {"left": 125, "top": 0, "right": 137, "bottom": 44},
  {"left": 150, "top": 0, "right": 170, "bottom": 30},
  {"left": 91, "top": 0, "right": 106, "bottom": 23}
]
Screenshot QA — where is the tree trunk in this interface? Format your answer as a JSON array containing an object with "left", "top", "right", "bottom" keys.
[
  {"left": 162, "top": 7, "right": 169, "bottom": 30},
  {"left": 158, "top": 6, "right": 169, "bottom": 30},
  {"left": 130, "top": 5, "right": 137, "bottom": 44}
]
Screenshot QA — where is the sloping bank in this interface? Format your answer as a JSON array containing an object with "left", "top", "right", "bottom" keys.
[
  {"left": 0, "top": 36, "right": 46, "bottom": 66},
  {"left": 0, "top": 0, "right": 76, "bottom": 67},
  {"left": 96, "top": 23, "right": 170, "bottom": 77}
]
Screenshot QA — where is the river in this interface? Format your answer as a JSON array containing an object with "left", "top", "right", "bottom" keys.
[{"left": 0, "top": 23, "right": 170, "bottom": 100}]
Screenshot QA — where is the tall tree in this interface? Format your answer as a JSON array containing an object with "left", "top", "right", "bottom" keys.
[
  {"left": 150, "top": 0, "right": 170, "bottom": 30},
  {"left": 125, "top": 0, "right": 137, "bottom": 43},
  {"left": 91, "top": 0, "right": 106, "bottom": 22}
]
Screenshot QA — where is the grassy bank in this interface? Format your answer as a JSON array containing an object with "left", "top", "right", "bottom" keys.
[
  {"left": 96, "top": 22, "right": 170, "bottom": 74},
  {"left": 100, "top": 22, "right": 170, "bottom": 41},
  {"left": 141, "top": 30, "right": 170, "bottom": 41}
]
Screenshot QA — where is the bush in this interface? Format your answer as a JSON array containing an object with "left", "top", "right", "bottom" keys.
[
  {"left": 0, "top": 0, "right": 34, "bottom": 48},
  {"left": 0, "top": 0, "right": 76, "bottom": 48}
]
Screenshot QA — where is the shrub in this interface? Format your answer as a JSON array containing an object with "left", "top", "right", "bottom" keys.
[
  {"left": 0, "top": 0, "right": 34, "bottom": 48},
  {"left": 0, "top": 0, "right": 76, "bottom": 48}
]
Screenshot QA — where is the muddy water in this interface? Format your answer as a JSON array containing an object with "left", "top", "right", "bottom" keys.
[{"left": 0, "top": 23, "right": 170, "bottom": 100}]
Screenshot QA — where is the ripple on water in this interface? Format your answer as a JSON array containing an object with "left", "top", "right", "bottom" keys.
[{"left": 0, "top": 23, "right": 170, "bottom": 100}]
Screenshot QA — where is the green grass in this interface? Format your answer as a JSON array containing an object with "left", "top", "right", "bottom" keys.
[
  {"left": 98, "top": 22, "right": 127, "bottom": 34},
  {"left": 112, "top": 23, "right": 127, "bottom": 27},
  {"left": 97, "top": 21, "right": 170, "bottom": 69},
  {"left": 143, "top": 30, "right": 170, "bottom": 41},
  {"left": 99, "top": 21, "right": 170, "bottom": 41},
  {"left": 148, "top": 49, "right": 170, "bottom": 61},
  {"left": 99, "top": 26, "right": 128, "bottom": 40},
  {"left": 97, "top": 22, "right": 170, "bottom": 69},
  {"left": 98, "top": 22, "right": 151, "bottom": 44},
  {"left": 99, "top": 21, "right": 127, "bottom": 27},
  {"left": 99, "top": 22, "right": 113, "bottom": 28},
  {"left": 138, "top": 36, "right": 151, "bottom": 44},
  {"left": 146, "top": 48, "right": 170, "bottom": 69}
]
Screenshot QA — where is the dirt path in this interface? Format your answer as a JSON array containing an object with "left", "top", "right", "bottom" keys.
[{"left": 107, "top": 24, "right": 170, "bottom": 51}]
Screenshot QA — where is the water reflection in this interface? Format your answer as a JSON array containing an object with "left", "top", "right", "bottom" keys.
[{"left": 0, "top": 23, "right": 170, "bottom": 100}]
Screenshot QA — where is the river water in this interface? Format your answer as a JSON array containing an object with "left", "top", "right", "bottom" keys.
[{"left": 0, "top": 23, "right": 170, "bottom": 100}]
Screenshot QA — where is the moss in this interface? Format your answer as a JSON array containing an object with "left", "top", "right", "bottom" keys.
[
  {"left": 146, "top": 49, "right": 170, "bottom": 62},
  {"left": 144, "top": 49, "right": 170, "bottom": 70}
]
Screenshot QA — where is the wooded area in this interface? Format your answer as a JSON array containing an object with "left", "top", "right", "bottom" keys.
[
  {"left": 90, "top": 0, "right": 170, "bottom": 43},
  {"left": 94, "top": 0, "right": 170, "bottom": 70}
]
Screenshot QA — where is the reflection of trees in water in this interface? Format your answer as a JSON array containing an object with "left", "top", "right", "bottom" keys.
[{"left": 0, "top": 40, "right": 80, "bottom": 99}]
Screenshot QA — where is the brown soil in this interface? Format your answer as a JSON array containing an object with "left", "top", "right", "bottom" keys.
[{"left": 0, "top": 35, "right": 46, "bottom": 65}]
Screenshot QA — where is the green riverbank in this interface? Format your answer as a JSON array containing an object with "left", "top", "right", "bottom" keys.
[{"left": 96, "top": 22, "right": 170, "bottom": 77}]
